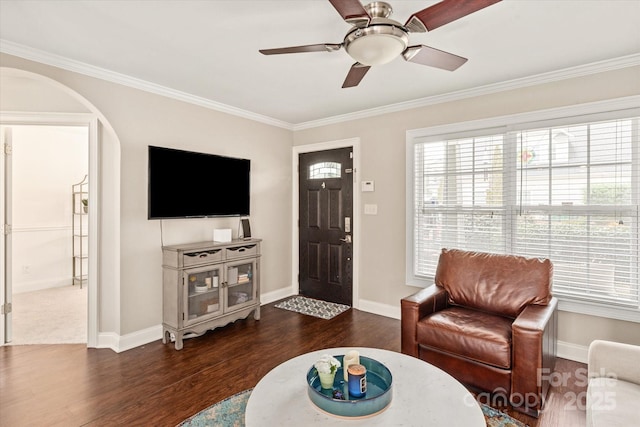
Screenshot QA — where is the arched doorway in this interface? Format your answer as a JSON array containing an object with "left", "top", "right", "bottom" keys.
[{"left": 1, "top": 67, "right": 122, "bottom": 348}]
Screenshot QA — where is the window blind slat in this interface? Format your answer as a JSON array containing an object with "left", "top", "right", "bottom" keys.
[{"left": 413, "top": 117, "right": 639, "bottom": 309}]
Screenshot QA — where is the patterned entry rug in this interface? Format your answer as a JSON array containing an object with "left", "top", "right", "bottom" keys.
[
  {"left": 178, "top": 388, "right": 529, "bottom": 427},
  {"left": 274, "top": 296, "right": 350, "bottom": 320}
]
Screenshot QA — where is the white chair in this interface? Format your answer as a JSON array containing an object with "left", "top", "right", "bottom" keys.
[{"left": 586, "top": 340, "right": 640, "bottom": 427}]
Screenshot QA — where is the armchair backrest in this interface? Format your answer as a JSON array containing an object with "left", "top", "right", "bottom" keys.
[{"left": 434, "top": 248, "right": 553, "bottom": 318}]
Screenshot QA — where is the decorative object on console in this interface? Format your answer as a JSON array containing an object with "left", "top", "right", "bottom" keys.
[
  {"left": 213, "top": 228, "right": 233, "bottom": 243},
  {"left": 231, "top": 291, "right": 249, "bottom": 305},
  {"left": 227, "top": 267, "right": 238, "bottom": 285},
  {"left": 240, "top": 217, "right": 251, "bottom": 240}
]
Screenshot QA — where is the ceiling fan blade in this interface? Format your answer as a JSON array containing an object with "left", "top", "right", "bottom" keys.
[
  {"left": 403, "top": 45, "right": 468, "bottom": 71},
  {"left": 342, "top": 63, "right": 370, "bottom": 88},
  {"left": 259, "top": 44, "right": 342, "bottom": 55},
  {"left": 405, "top": 0, "right": 501, "bottom": 32},
  {"left": 328, "top": 0, "right": 370, "bottom": 27}
]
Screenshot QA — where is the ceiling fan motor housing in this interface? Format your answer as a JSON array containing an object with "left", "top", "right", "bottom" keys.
[{"left": 365, "top": 1, "right": 393, "bottom": 18}]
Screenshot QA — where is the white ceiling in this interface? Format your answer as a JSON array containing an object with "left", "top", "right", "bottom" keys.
[{"left": 1, "top": 0, "right": 639, "bottom": 127}]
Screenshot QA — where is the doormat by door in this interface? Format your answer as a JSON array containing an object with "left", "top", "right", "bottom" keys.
[{"left": 274, "top": 296, "right": 350, "bottom": 320}]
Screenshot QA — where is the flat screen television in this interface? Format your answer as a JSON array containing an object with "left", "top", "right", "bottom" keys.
[{"left": 148, "top": 145, "right": 250, "bottom": 219}]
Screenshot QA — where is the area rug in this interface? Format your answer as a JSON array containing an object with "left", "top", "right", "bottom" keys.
[
  {"left": 178, "top": 388, "right": 529, "bottom": 427},
  {"left": 178, "top": 389, "right": 251, "bottom": 427},
  {"left": 274, "top": 296, "right": 350, "bottom": 320}
]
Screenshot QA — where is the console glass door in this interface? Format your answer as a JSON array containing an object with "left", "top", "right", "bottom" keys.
[
  {"left": 183, "top": 264, "right": 223, "bottom": 326},
  {"left": 225, "top": 259, "right": 256, "bottom": 311}
]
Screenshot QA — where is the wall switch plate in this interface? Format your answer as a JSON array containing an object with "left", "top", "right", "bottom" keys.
[
  {"left": 361, "top": 181, "right": 375, "bottom": 192},
  {"left": 364, "top": 204, "right": 378, "bottom": 215}
]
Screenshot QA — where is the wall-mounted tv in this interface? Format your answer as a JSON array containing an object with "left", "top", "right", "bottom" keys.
[{"left": 148, "top": 145, "right": 250, "bottom": 219}]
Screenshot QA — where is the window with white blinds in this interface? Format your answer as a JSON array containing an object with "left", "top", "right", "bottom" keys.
[{"left": 410, "top": 112, "right": 639, "bottom": 312}]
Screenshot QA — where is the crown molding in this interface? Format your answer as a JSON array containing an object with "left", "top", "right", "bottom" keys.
[
  {"left": 0, "top": 39, "right": 293, "bottom": 130},
  {"left": 293, "top": 53, "right": 640, "bottom": 131},
  {"left": 2, "top": 39, "right": 638, "bottom": 132}
]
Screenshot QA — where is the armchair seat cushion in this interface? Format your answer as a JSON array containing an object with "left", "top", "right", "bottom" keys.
[
  {"left": 587, "top": 340, "right": 640, "bottom": 427},
  {"left": 587, "top": 377, "right": 640, "bottom": 427},
  {"left": 417, "top": 306, "right": 513, "bottom": 369}
]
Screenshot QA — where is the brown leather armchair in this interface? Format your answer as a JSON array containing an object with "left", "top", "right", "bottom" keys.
[{"left": 401, "top": 248, "right": 557, "bottom": 417}]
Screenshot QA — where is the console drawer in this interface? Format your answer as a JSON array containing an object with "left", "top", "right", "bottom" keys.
[
  {"left": 225, "top": 244, "right": 258, "bottom": 259},
  {"left": 183, "top": 249, "right": 223, "bottom": 267}
]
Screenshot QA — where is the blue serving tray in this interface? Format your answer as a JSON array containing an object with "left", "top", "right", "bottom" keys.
[{"left": 306, "top": 355, "right": 393, "bottom": 418}]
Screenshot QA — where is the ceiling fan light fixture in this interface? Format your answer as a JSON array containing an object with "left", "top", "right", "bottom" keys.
[
  {"left": 260, "top": 0, "right": 503, "bottom": 87},
  {"left": 344, "top": 25, "right": 408, "bottom": 66}
]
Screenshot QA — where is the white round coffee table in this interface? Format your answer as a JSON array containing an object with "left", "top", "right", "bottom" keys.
[{"left": 245, "top": 347, "right": 485, "bottom": 426}]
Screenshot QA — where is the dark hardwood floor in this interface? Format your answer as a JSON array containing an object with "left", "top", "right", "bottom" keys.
[{"left": 0, "top": 300, "right": 586, "bottom": 426}]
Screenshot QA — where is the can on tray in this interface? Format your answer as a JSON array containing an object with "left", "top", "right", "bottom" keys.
[{"left": 347, "top": 364, "right": 367, "bottom": 398}]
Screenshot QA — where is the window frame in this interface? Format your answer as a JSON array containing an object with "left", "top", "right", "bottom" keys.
[{"left": 406, "top": 96, "right": 640, "bottom": 323}]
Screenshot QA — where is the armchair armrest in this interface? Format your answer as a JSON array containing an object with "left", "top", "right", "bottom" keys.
[
  {"left": 400, "top": 285, "right": 448, "bottom": 357},
  {"left": 511, "top": 297, "right": 558, "bottom": 416},
  {"left": 588, "top": 340, "right": 640, "bottom": 385}
]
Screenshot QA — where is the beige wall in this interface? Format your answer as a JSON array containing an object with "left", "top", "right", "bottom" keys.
[
  {"left": 293, "top": 66, "right": 640, "bottom": 355},
  {"left": 8, "top": 125, "right": 89, "bottom": 294},
  {"left": 559, "top": 312, "right": 640, "bottom": 348},
  {"left": 2, "top": 50, "right": 639, "bottom": 356},
  {"left": 1, "top": 53, "right": 293, "bottom": 341}
]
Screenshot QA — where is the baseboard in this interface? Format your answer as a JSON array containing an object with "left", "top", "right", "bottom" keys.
[
  {"left": 261, "top": 287, "right": 296, "bottom": 305},
  {"left": 12, "top": 278, "right": 73, "bottom": 294},
  {"left": 96, "top": 332, "right": 120, "bottom": 351},
  {"left": 557, "top": 340, "right": 588, "bottom": 364},
  {"left": 96, "top": 325, "right": 163, "bottom": 353},
  {"left": 357, "top": 299, "right": 400, "bottom": 320},
  {"left": 95, "top": 291, "right": 296, "bottom": 353},
  {"left": 94, "top": 292, "right": 590, "bottom": 363}
]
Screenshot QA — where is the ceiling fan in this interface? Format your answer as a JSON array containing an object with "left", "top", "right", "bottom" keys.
[{"left": 259, "top": 0, "right": 501, "bottom": 88}]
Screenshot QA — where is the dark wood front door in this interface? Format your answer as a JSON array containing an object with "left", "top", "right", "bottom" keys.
[{"left": 298, "top": 147, "right": 353, "bottom": 306}]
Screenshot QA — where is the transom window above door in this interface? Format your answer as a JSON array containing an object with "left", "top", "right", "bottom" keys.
[{"left": 309, "top": 162, "right": 341, "bottom": 179}]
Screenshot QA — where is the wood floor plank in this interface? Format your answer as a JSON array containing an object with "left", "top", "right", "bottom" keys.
[{"left": 0, "top": 300, "right": 586, "bottom": 427}]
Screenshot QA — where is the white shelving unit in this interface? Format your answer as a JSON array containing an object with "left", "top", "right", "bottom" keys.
[{"left": 71, "top": 175, "right": 88, "bottom": 288}]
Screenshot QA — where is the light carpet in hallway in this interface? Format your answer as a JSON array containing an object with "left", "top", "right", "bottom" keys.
[{"left": 9, "top": 285, "right": 86, "bottom": 345}]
